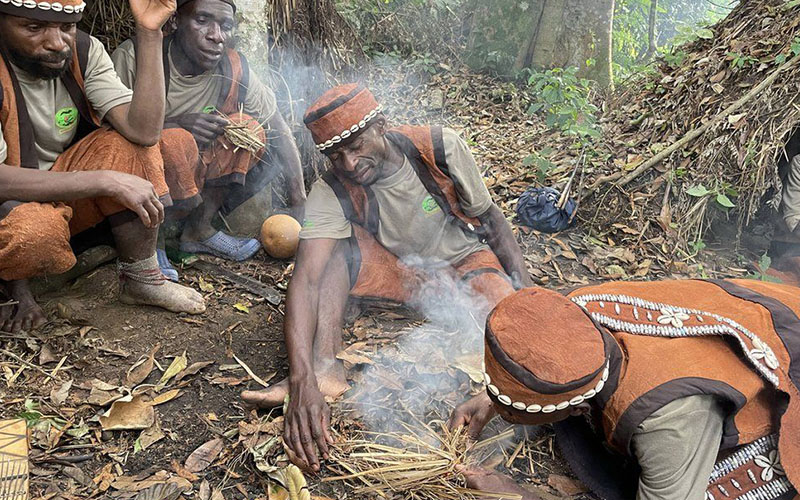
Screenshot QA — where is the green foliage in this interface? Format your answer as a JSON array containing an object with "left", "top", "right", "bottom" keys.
[
  {"left": 686, "top": 183, "right": 738, "bottom": 209},
  {"left": 727, "top": 51, "right": 758, "bottom": 70},
  {"left": 522, "top": 147, "right": 556, "bottom": 182},
  {"left": 526, "top": 67, "right": 600, "bottom": 139},
  {"left": 746, "top": 254, "right": 783, "bottom": 283}
]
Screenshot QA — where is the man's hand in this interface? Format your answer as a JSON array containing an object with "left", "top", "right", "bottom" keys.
[
  {"left": 457, "top": 466, "right": 536, "bottom": 499},
  {"left": 176, "top": 114, "right": 230, "bottom": 148},
  {"left": 284, "top": 379, "right": 334, "bottom": 473},
  {"left": 129, "top": 0, "right": 176, "bottom": 32},
  {"left": 99, "top": 171, "right": 164, "bottom": 228},
  {"left": 448, "top": 392, "right": 497, "bottom": 440}
]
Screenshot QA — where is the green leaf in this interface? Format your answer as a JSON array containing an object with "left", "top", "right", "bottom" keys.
[
  {"left": 776, "top": 54, "right": 787, "bottom": 64},
  {"left": 133, "top": 437, "right": 143, "bottom": 454},
  {"left": 234, "top": 303, "right": 250, "bottom": 314},
  {"left": 686, "top": 185, "right": 710, "bottom": 197},
  {"left": 696, "top": 28, "right": 714, "bottom": 40},
  {"left": 759, "top": 254, "right": 772, "bottom": 273},
  {"left": 715, "top": 194, "right": 735, "bottom": 208},
  {"left": 522, "top": 155, "right": 536, "bottom": 167}
]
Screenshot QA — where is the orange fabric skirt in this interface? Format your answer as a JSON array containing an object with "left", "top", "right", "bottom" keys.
[
  {"left": 346, "top": 225, "right": 515, "bottom": 310},
  {"left": 159, "top": 113, "right": 265, "bottom": 212},
  {"left": 0, "top": 128, "right": 167, "bottom": 281}
]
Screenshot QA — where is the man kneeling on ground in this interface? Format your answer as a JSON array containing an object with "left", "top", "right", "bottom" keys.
[
  {"left": 112, "top": 0, "right": 306, "bottom": 280},
  {"left": 0, "top": 0, "right": 205, "bottom": 333},
  {"left": 241, "top": 84, "right": 532, "bottom": 472},
  {"left": 449, "top": 282, "right": 800, "bottom": 500}
]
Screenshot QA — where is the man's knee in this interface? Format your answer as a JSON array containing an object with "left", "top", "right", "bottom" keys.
[{"left": 0, "top": 203, "right": 76, "bottom": 280}]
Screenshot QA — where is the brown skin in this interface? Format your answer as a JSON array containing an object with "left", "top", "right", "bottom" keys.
[
  {"left": 169, "top": 0, "right": 306, "bottom": 235},
  {"left": 0, "top": 0, "right": 175, "bottom": 332},
  {"left": 241, "top": 118, "right": 533, "bottom": 471},
  {"left": 448, "top": 392, "right": 590, "bottom": 498}
]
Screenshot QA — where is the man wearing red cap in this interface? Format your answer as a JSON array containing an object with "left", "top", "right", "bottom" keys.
[
  {"left": 0, "top": 0, "right": 207, "bottom": 333},
  {"left": 112, "top": 0, "right": 306, "bottom": 280},
  {"left": 241, "top": 83, "right": 531, "bottom": 471},
  {"left": 448, "top": 281, "right": 800, "bottom": 500}
]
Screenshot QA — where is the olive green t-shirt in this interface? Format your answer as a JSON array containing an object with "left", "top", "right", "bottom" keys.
[
  {"left": 300, "top": 127, "right": 492, "bottom": 265},
  {"left": 633, "top": 395, "right": 725, "bottom": 500},
  {"left": 111, "top": 39, "right": 277, "bottom": 122},
  {"left": 0, "top": 36, "right": 134, "bottom": 170}
]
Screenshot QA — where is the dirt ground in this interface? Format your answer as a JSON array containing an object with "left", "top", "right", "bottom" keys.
[
  {"left": 0, "top": 215, "right": 759, "bottom": 500},
  {"left": 0, "top": 60, "right": 772, "bottom": 500}
]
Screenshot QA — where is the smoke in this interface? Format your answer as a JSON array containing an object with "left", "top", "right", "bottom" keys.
[{"left": 344, "top": 255, "right": 493, "bottom": 435}]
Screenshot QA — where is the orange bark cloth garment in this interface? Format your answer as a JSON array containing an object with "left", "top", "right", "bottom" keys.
[
  {"left": 0, "top": 128, "right": 169, "bottom": 281},
  {"left": 158, "top": 113, "right": 265, "bottom": 211},
  {"left": 346, "top": 225, "right": 514, "bottom": 309},
  {"left": 563, "top": 280, "right": 800, "bottom": 489}
]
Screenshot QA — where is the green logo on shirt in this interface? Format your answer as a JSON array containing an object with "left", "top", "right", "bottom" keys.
[
  {"left": 55, "top": 107, "right": 78, "bottom": 133},
  {"left": 202, "top": 105, "right": 217, "bottom": 114},
  {"left": 302, "top": 219, "right": 314, "bottom": 229},
  {"left": 422, "top": 196, "right": 441, "bottom": 214}
]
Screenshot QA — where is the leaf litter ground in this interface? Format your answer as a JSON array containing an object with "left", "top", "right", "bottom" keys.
[{"left": 0, "top": 55, "right": 771, "bottom": 500}]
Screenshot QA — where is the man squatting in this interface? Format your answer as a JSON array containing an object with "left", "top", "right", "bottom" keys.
[
  {"left": 0, "top": 0, "right": 206, "bottom": 333},
  {"left": 240, "top": 84, "right": 533, "bottom": 472},
  {"left": 112, "top": 0, "right": 305, "bottom": 280}
]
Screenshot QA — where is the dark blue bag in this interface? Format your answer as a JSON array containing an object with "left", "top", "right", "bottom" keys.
[{"left": 516, "top": 186, "right": 577, "bottom": 233}]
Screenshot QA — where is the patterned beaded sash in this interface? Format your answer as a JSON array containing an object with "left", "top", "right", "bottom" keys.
[
  {"left": 707, "top": 434, "right": 795, "bottom": 500},
  {"left": 570, "top": 293, "right": 782, "bottom": 388}
]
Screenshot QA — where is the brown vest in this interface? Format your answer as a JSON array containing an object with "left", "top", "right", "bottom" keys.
[
  {"left": 0, "top": 30, "right": 98, "bottom": 168},
  {"left": 565, "top": 279, "right": 800, "bottom": 493},
  {"left": 321, "top": 125, "right": 485, "bottom": 237}
]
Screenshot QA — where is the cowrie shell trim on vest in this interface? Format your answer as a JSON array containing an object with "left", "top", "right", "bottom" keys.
[
  {"left": 485, "top": 362, "right": 610, "bottom": 413},
  {"left": 315, "top": 105, "right": 384, "bottom": 151},
  {"left": 570, "top": 293, "right": 781, "bottom": 387}
]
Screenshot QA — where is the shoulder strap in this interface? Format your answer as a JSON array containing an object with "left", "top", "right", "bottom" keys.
[
  {"left": 76, "top": 29, "right": 91, "bottom": 78},
  {"left": 216, "top": 50, "right": 235, "bottom": 113},
  {"left": 60, "top": 30, "right": 100, "bottom": 146},
  {"left": 162, "top": 35, "right": 172, "bottom": 97},
  {"left": 321, "top": 171, "right": 379, "bottom": 235},
  {"left": 237, "top": 51, "right": 249, "bottom": 109},
  {"left": 0, "top": 49, "right": 39, "bottom": 168}
]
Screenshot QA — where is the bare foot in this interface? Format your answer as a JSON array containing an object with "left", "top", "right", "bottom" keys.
[
  {"left": 241, "top": 362, "right": 350, "bottom": 409},
  {"left": 0, "top": 280, "right": 47, "bottom": 333},
  {"left": 119, "top": 279, "right": 206, "bottom": 315}
]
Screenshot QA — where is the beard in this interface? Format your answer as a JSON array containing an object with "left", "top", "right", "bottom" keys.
[{"left": 5, "top": 46, "right": 71, "bottom": 80}]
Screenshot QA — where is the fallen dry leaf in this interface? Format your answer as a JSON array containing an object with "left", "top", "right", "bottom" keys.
[
  {"left": 39, "top": 344, "right": 59, "bottom": 365},
  {"left": 88, "top": 386, "right": 124, "bottom": 407},
  {"left": 175, "top": 361, "right": 214, "bottom": 382},
  {"left": 151, "top": 389, "right": 182, "bottom": 406},
  {"left": 184, "top": 438, "right": 225, "bottom": 473},
  {"left": 138, "top": 418, "right": 165, "bottom": 451},
  {"left": 210, "top": 489, "right": 226, "bottom": 500},
  {"left": 127, "top": 344, "right": 160, "bottom": 387},
  {"left": 100, "top": 395, "right": 155, "bottom": 431},
  {"left": 170, "top": 459, "right": 199, "bottom": 482},
  {"left": 156, "top": 352, "right": 187, "bottom": 391},
  {"left": 285, "top": 465, "right": 311, "bottom": 500},
  {"left": 50, "top": 380, "right": 72, "bottom": 406}
]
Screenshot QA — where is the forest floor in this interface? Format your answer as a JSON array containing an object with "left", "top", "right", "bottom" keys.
[{"left": 0, "top": 62, "right": 773, "bottom": 500}]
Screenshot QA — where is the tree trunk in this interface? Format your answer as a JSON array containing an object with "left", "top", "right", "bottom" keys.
[
  {"left": 645, "top": 0, "right": 659, "bottom": 60},
  {"left": 523, "top": 0, "right": 616, "bottom": 88}
]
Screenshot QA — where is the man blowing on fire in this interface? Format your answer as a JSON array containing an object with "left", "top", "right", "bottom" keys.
[
  {"left": 0, "top": 0, "right": 207, "bottom": 333},
  {"left": 448, "top": 282, "right": 800, "bottom": 500},
  {"left": 112, "top": 0, "right": 306, "bottom": 280},
  {"left": 240, "top": 84, "right": 532, "bottom": 471}
]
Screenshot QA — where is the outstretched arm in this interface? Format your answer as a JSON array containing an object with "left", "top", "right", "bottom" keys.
[
  {"left": 0, "top": 165, "right": 164, "bottom": 228},
  {"left": 283, "top": 237, "right": 339, "bottom": 472},
  {"left": 104, "top": 0, "right": 175, "bottom": 146},
  {"left": 479, "top": 204, "right": 533, "bottom": 289}
]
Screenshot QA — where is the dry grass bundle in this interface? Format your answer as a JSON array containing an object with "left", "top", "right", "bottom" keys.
[
  {"left": 218, "top": 109, "right": 267, "bottom": 156},
  {"left": 324, "top": 423, "right": 519, "bottom": 500}
]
